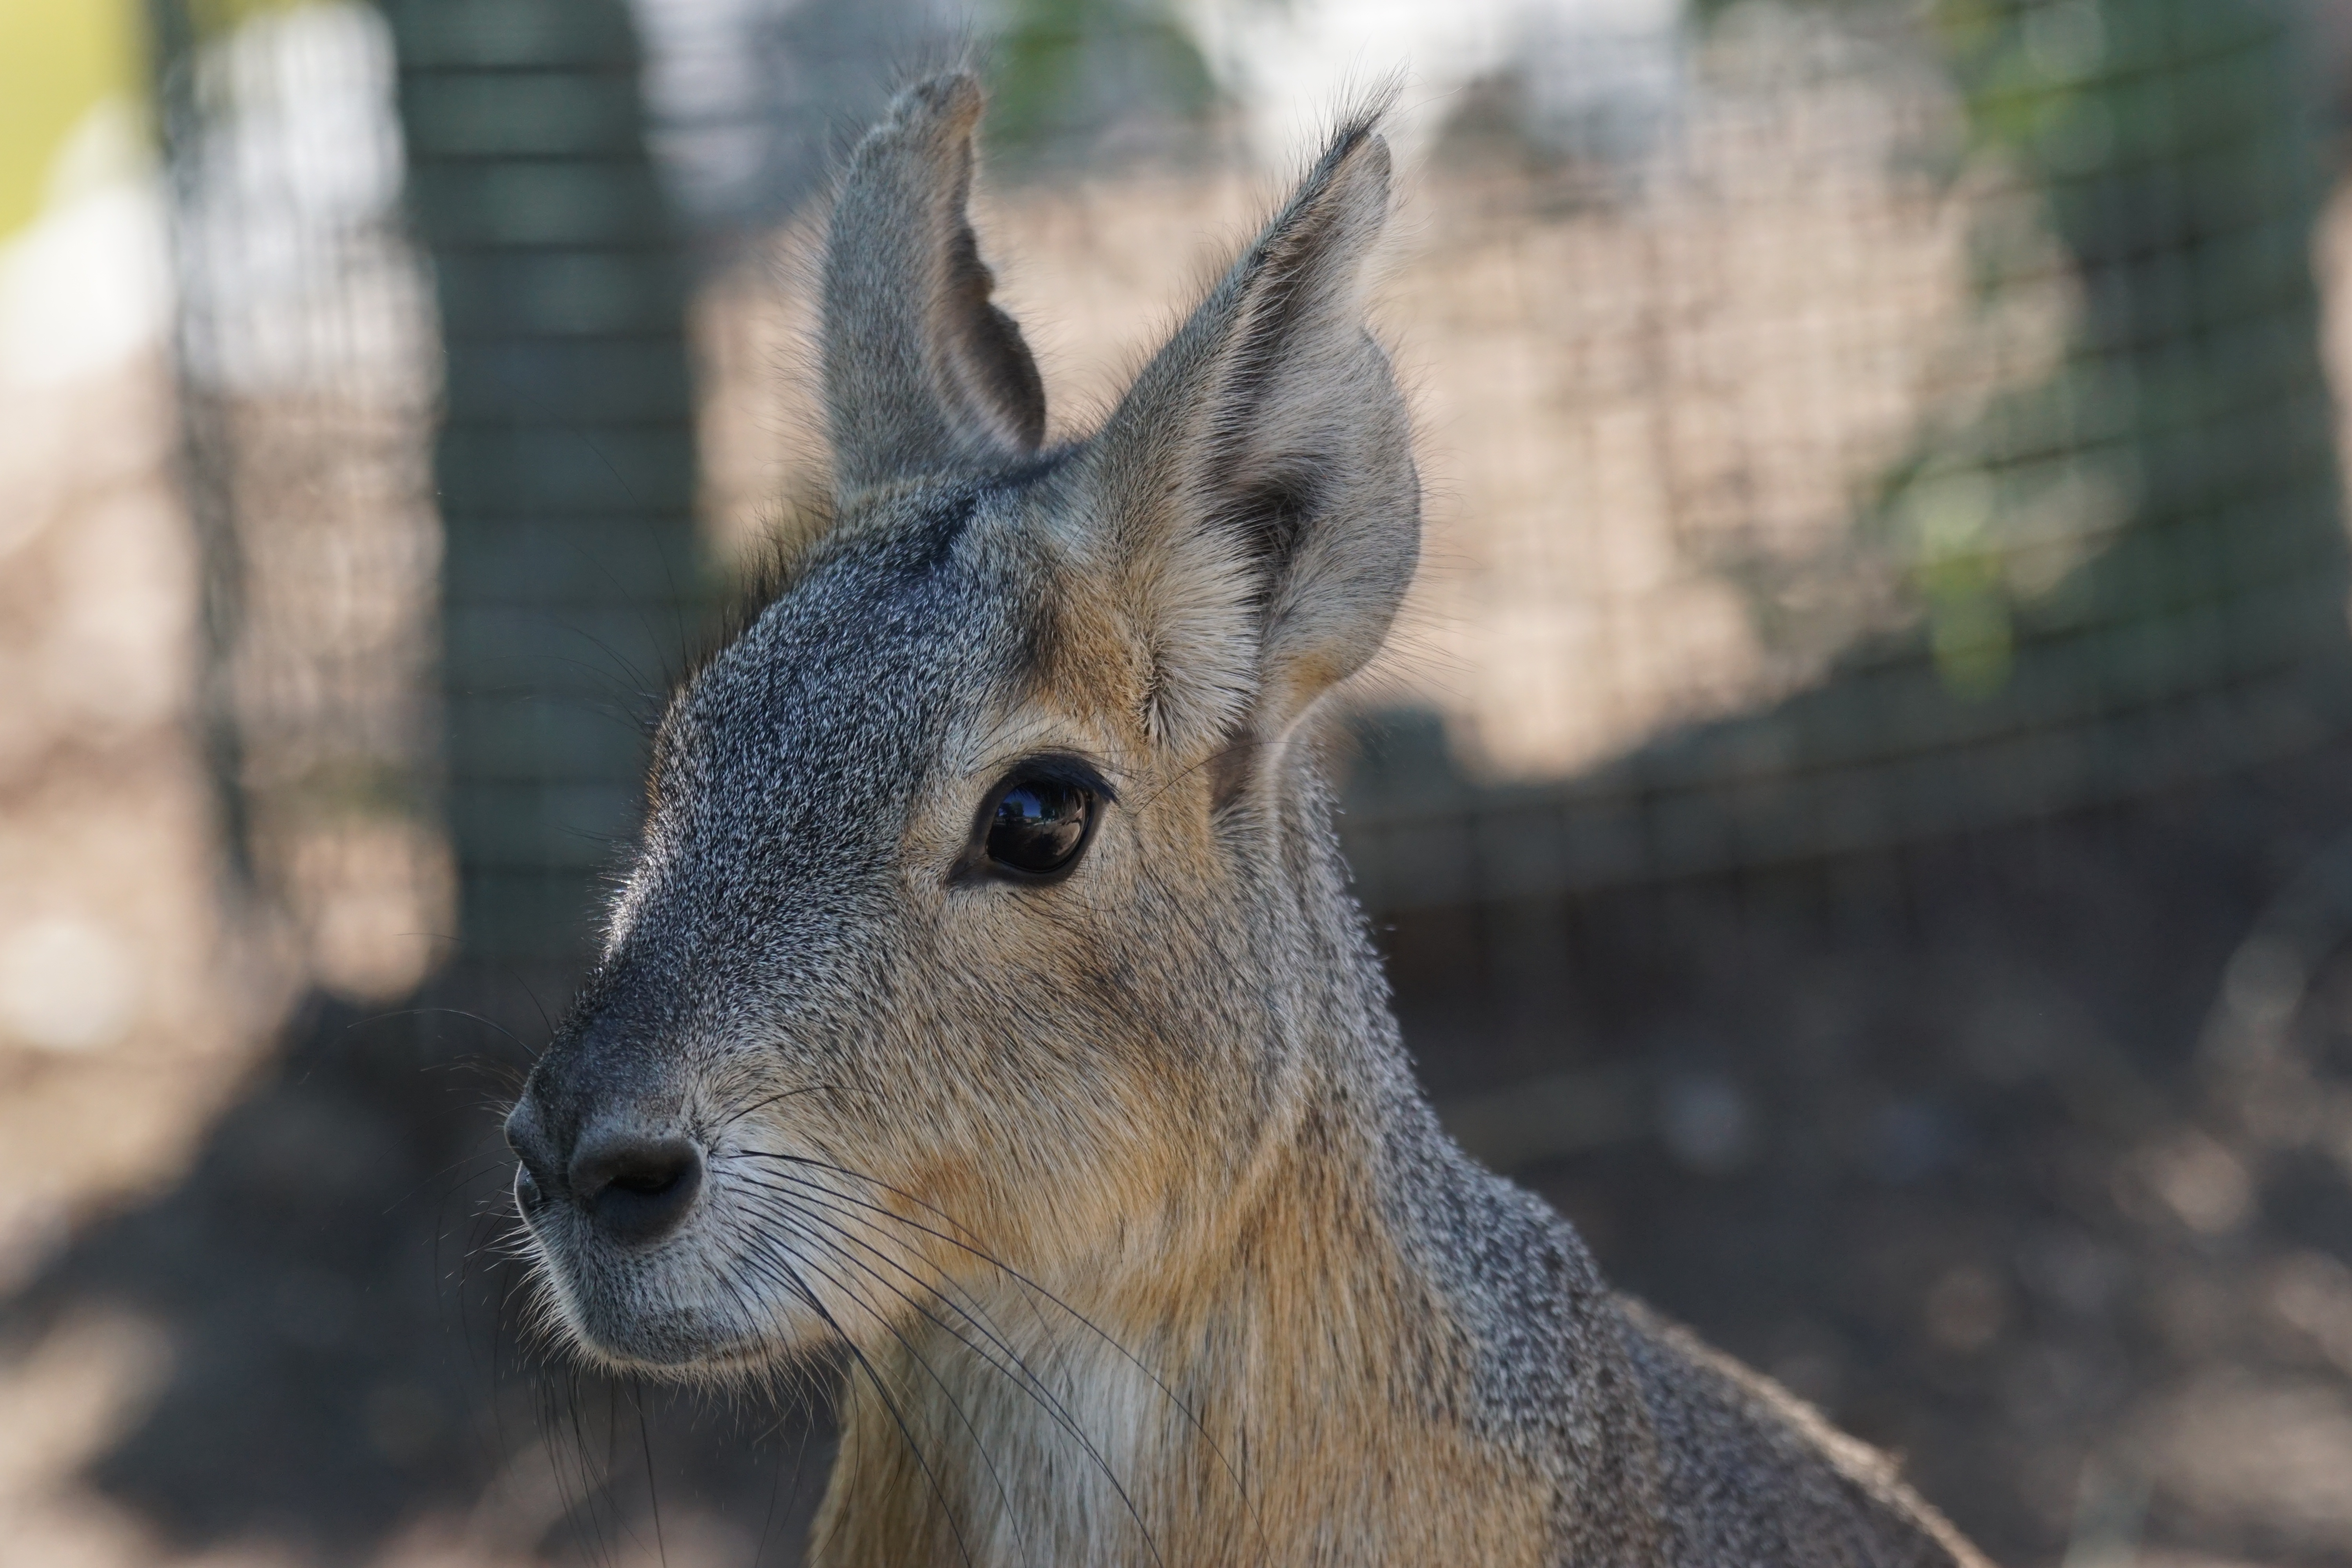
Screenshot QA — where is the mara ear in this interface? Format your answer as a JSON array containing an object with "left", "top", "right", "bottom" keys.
[
  {"left": 1068, "top": 111, "right": 1418, "bottom": 759},
  {"left": 821, "top": 73, "right": 1046, "bottom": 497}
]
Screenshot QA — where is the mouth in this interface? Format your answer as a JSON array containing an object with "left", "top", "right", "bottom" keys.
[
  {"left": 520, "top": 1227, "right": 773, "bottom": 1372},
  {"left": 515, "top": 1169, "right": 842, "bottom": 1376}
]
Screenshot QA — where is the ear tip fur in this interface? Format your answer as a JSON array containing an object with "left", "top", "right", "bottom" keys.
[
  {"left": 1325, "top": 79, "right": 1401, "bottom": 161},
  {"left": 883, "top": 71, "right": 985, "bottom": 143}
]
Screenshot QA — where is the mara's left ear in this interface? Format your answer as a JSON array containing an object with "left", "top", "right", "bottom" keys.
[
  {"left": 1065, "top": 112, "right": 1419, "bottom": 759},
  {"left": 821, "top": 73, "right": 1046, "bottom": 498}
]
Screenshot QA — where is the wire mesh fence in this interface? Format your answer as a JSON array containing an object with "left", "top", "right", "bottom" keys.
[
  {"left": 1330, "top": 0, "right": 2351, "bottom": 904},
  {"left": 153, "top": 0, "right": 2352, "bottom": 985},
  {"left": 93, "top": 0, "right": 2352, "bottom": 1563},
  {"left": 148, "top": 0, "right": 447, "bottom": 996}
]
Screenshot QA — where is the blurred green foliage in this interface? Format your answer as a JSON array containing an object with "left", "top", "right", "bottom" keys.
[
  {"left": 1879, "top": 0, "right": 2344, "bottom": 704},
  {"left": 984, "top": 0, "right": 1218, "bottom": 157}
]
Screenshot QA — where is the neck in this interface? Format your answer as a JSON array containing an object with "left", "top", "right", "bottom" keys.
[{"left": 812, "top": 1105, "right": 1557, "bottom": 1567}]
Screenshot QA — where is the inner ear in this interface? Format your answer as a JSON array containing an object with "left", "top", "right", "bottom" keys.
[
  {"left": 939, "top": 198, "right": 1045, "bottom": 453},
  {"left": 1205, "top": 732, "right": 1262, "bottom": 815},
  {"left": 1231, "top": 470, "right": 1325, "bottom": 589}
]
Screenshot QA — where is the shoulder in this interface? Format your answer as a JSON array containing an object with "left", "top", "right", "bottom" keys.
[{"left": 1616, "top": 1296, "right": 1996, "bottom": 1568}]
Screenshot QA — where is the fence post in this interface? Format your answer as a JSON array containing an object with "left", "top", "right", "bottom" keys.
[{"left": 384, "top": 0, "right": 708, "bottom": 993}]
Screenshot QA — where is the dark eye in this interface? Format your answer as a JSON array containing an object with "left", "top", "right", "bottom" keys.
[{"left": 984, "top": 776, "right": 1096, "bottom": 879}]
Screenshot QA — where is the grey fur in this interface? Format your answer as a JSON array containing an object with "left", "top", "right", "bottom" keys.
[{"left": 505, "top": 74, "right": 1993, "bottom": 1568}]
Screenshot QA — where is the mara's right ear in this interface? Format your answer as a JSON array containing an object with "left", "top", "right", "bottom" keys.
[
  {"left": 821, "top": 74, "right": 1045, "bottom": 498},
  {"left": 1064, "top": 111, "right": 1418, "bottom": 760}
]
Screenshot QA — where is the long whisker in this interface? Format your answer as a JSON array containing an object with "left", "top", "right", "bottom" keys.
[
  {"left": 720, "top": 1157, "right": 1237, "bottom": 1554},
  {"left": 711, "top": 1083, "right": 839, "bottom": 1136},
  {"left": 729, "top": 1178, "right": 1103, "bottom": 1449},
  {"left": 350, "top": 1004, "right": 539, "bottom": 1058},
  {"left": 726, "top": 1225, "right": 982, "bottom": 1568},
  {"left": 732, "top": 1183, "right": 1145, "bottom": 1525},
  {"left": 632, "top": 1378, "right": 671, "bottom": 1568},
  {"left": 724, "top": 1147, "right": 1248, "bottom": 1497},
  {"left": 730, "top": 1217, "right": 1034, "bottom": 1561},
  {"left": 733, "top": 1191, "right": 1169, "bottom": 1568}
]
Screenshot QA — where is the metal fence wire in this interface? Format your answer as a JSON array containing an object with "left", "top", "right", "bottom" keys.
[
  {"left": 146, "top": 0, "right": 2352, "bottom": 988},
  {"left": 125, "top": 2, "right": 2352, "bottom": 1563},
  {"left": 147, "top": 0, "right": 446, "bottom": 997},
  {"left": 1331, "top": 0, "right": 2352, "bottom": 908}
]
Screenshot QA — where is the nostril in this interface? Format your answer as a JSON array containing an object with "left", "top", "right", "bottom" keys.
[
  {"left": 514, "top": 1161, "right": 546, "bottom": 1216},
  {"left": 569, "top": 1134, "right": 704, "bottom": 1245},
  {"left": 505, "top": 1096, "right": 561, "bottom": 1220}
]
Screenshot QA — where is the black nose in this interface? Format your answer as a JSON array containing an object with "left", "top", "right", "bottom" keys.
[{"left": 568, "top": 1132, "right": 704, "bottom": 1245}]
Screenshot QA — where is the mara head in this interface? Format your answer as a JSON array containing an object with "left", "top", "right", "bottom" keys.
[{"left": 504, "top": 74, "right": 1419, "bottom": 1377}]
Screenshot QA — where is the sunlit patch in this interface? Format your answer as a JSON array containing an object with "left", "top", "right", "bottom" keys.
[{"left": 0, "top": 914, "right": 140, "bottom": 1053}]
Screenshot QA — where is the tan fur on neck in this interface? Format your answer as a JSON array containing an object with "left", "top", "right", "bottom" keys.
[{"left": 815, "top": 1109, "right": 1553, "bottom": 1568}]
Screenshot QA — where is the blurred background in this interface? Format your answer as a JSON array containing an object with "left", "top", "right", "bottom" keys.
[{"left": 5, "top": 0, "right": 2352, "bottom": 1562}]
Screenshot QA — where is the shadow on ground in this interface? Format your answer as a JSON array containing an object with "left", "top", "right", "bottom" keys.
[
  {"left": 10, "top": 748, "right": 2352, "bottom": 1565},
  {"left": 0, "top": 984, "right": 832, "bottom": 1566}
]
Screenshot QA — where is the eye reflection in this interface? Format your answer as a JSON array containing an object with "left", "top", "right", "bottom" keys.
[{"left": 985, "top": 777, "right": 1093, "bottom": 877}]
